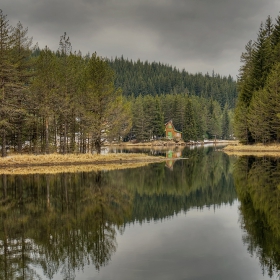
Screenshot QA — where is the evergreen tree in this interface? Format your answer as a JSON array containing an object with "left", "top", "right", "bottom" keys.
[
  {"left": 152, "top": 96, "right": 165, "bottom": 138},
  {"left": 206, "top": 98, "right": 221, "bottom": 139},
  {"left": 10, "top": 21, "right": 33, "bottom": 152},
  {"left": 247, "top": 89, "right": 270, "bottom": 143},
  {"left": 262, "top": 63, "right": 280, "bottom": 141},
  {"left": 251, "top": 21, "right": 273, "bottom": 91},
  {"left": 30, "top": 47, "right": 59, "bottom": 153},
  {"left": 85, "top": 53, "right": 130, "bottom": 153},
  {"left": 0, "top": 10, "right": 17, "bottom": 156},
  {"left": 183, "top": 99, "right": 197, "bottom": 141},
  {"left": 272, "top": 14, "right": 280, "bottom": 63},
  {"left": 132, "top": 95, "right": 149, "bottom": 141},
  {"left": 221, "top": 104, "right": 230, "bottom": 140},
  {"left": 57, "top": 32, "right": 73, "bottom": 154}
]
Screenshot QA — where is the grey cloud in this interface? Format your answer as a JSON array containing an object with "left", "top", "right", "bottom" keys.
[{"left": 2, "top": 0, "right": 280, "bottom": 77}]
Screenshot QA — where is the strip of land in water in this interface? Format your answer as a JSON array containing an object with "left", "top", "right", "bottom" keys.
[
  {"left": 110, "top": 139, "right": 236, "bottom": 147},
  {"left": 223, "top": 143, "right": 280, "bottom": 157},
  {"left": 0, "top": 153, "right": 166, "bottom": 175}
]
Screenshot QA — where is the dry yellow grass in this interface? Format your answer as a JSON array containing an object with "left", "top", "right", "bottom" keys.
[
  {"left": 0, "top": 161, "right": 152, "bottom": 175},
  {"left": 223, "top": 143, "right": 280, "bottom": 157},
  {"left": 0, "top": 153, "right": 166, "bottom": 174}
]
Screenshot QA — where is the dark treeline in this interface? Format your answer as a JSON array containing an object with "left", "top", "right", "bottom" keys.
[
  {"left": 107, "top": 57, "right": 237, "bottom": 109},
  {"left": 235, "top": 13, "right": 280, "bottom": 144},
  {"left": 234, "top": 156, "right": 280, "bottom": 278}
]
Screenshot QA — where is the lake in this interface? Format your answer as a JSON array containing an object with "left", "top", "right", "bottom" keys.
[{"left": 0, "top": 146, "right": 279, "bottom": 279}]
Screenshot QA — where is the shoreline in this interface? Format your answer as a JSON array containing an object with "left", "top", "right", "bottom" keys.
[{"left": 109, "top": 140, "right": 236, "bottom": 147}]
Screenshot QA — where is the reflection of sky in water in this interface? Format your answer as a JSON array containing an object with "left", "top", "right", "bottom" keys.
[{"left": 57, "top": 201, "right": 276, "bottom": 280}]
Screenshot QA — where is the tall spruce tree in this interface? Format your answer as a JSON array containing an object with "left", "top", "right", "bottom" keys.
[
  {"left": 221, "top": 104, "right": 230, "bottom": 140},
  {"left": 132, "top": 95, "right": 149, "bottom": 141},
  {"left": 152, "top": 96, "right": 165, "bottom": 138},
  {"left": 183, "top": 99, "right": 197, "bottom": 141}
]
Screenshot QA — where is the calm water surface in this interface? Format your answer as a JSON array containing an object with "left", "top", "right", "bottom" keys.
[{"left": 0, "top": 146, "right": 280, "bottom": 279}]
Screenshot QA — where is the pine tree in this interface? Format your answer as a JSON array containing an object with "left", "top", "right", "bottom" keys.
[
  {"left": 272, "top": 13, "right": 280, "bottom": 47},
  {"left": 262, "top": 63, "right": 280, "bottom": 141},
  {"left": 183, "top": 99, "right": 197, "bottom": 141},
  {"left": 221, "top": 104, "right": 230, "bottom": 139},
  {"left": 57, "top": 32, "right": 72, "bottom": 154},
  {"left": 85, "top": 53, "right": 130, "bottom": 153},
  {"left": 272, "top": 14, "right": 280, "bottom": 63},
  {"left": 235, "top": 40, "right": 256, "bottom": 144},
  {"left": 10, "top": 21, "right": 33, "bottom": 152},
  {"left": 251, "top": 22, "right": 273, "bottom": 91},
  {"left": 247, "top": 89, "right": 270, "bottom": 143},
  {"left": 30, "top": 47, "right": 59, "bottom": 153},
  {"left": 132, "top": 95, "right": 149, "bottom": 141},
  {"left": 206, "top": 98, "right": 221, "bottom": 139},
  {"left": 152, "top": 96, "right": 164, "bottom": 138},
  {"left": 0, "top": 10, "right": 17, "bottom": 156},
  {"left": 234, "top": 101, "right": 250, "bottom": 144}
]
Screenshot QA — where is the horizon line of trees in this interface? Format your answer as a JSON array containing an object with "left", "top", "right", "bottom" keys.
[{"left": 235, "top": 13, "right": 280, "bottom": 144}]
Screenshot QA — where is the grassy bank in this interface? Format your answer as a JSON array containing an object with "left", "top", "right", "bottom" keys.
[
  {"left": 223, "top": 143, "right": 280, "bottom": 157},
  {"left": 0, "top": 153, "right": 166, "bottom": 175}
]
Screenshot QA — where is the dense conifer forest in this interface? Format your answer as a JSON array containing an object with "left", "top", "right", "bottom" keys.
[
  {"left": 235, "top": 13, "right": 280, "bottom": 144},
  {"left": 0, "top": 9, "right": 237, "bottom": 156},
  {"left": 107, "top": 57, "right": 237, "bottom": 109}
]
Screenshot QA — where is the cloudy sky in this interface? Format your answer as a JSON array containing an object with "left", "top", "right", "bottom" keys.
[{"left": 2, "top": 0, "right": 280, "bottom": 78}]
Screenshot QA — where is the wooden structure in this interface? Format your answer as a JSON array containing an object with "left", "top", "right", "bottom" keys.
[{"left": 165, "top": 120, "right": 182, "bottom": 140}]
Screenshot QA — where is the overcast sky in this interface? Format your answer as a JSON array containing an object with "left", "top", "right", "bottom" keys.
[{"left": 2, "top": 0, "right": 280, "bottom": 78}]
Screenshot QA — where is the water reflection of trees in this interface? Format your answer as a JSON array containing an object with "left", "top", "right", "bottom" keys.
[
  {"left": 108, "top": 148, "right": 236, "bottom": 222},
  {"left": 0, "top": 147, "right": 236, "bottom": 279},
  {"left": 234, "top": 156, "right": 280, "bottom": 278},
  {"left": 0, "top": 171, "right": 133, "bottom": 279}
]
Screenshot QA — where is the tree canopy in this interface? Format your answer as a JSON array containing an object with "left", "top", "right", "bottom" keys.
[{"left": 235, "top": 13, "right": 280, "bottom": 144}]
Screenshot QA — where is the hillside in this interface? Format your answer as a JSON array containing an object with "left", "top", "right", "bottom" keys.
[{"left": 108, "top": 56, "right": 237, "bottom": 109}]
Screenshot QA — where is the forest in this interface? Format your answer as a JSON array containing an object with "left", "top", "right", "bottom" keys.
[
  {"left": 235, "top": 13, "right": 280, "bottom": 144},
  {"left": 0, "top": 9, "right": 236, "bottom": 156}
]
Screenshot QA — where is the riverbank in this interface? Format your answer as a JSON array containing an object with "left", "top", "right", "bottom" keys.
[
  {"left": 111, "top": 139, "right": 236, "bottom": 147},
  {"left": 0, "top": 153, "right": 166, "bottom": 175},
  {"left": 223, "top": 143, "right": 280, "bottom": 157}
]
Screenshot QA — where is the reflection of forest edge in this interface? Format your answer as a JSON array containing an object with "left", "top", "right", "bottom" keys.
[{"left": 234, "top": 156, "right": 280, "bottom": 278}]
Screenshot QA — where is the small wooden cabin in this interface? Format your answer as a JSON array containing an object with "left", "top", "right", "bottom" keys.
[{"left": 165, "top": 120, "right": 182, "bottom": 140}]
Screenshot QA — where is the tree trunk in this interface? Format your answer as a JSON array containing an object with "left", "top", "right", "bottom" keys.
[
  {"left": 45, "top": 117, "right": 49, "bottom": 154},
  {"left": 2, "top": 130, "right": 7, "bottom": 157},
  {"left": 17, "top": 121, "right": 22, "bottom": 154},
  {"left": 95, "top": 137, "right": 101, "bottom": 154}
]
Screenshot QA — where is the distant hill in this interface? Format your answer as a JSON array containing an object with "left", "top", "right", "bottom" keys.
[{"left": 108, "top": 56, "right": 237, "bottom": 109}]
